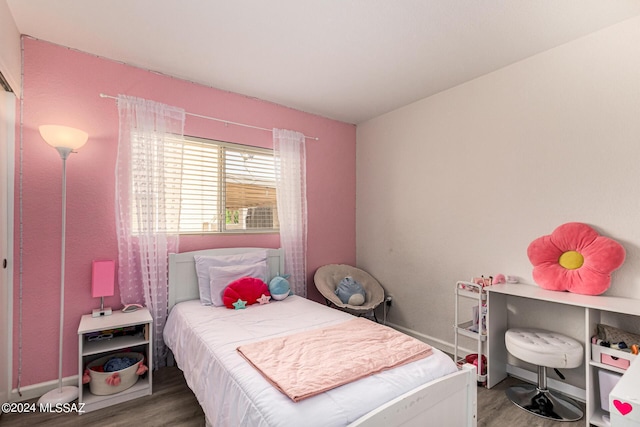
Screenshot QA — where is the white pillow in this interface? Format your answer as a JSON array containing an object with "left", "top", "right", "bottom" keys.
[
  {"left": 208, "top": 262, "right": 269, "bottom": 306},
  {"left": 194, "top": 250, "right": 268, "bottom": 305}
]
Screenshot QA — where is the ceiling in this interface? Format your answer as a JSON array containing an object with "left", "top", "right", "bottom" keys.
[{"left": 7, "top": 1, "right": 640, "bottom": 124}]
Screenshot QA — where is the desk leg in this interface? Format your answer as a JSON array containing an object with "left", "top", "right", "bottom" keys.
[{"left": 487, "top": 291, "right": 508, "bottom": 388}]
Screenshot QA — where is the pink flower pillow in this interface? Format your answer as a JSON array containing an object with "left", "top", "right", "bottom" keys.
[{"left": 527, "top": 222, "right": 625, "bottom": 295}]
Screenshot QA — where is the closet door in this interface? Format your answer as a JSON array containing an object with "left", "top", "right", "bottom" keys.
[{"left": 0, "top": 88, "right": 15, "bottom": 406}]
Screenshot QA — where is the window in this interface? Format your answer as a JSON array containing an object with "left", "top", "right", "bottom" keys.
[{"left": 179, "top": 135, "right": 278, "bottom": 234}]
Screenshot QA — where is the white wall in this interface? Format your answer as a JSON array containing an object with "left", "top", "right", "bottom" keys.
[
  {"left": 0, "top": 0, "right": 21, "bottom": 96},
  {"left": 357, "top": 16, "right": 640, "bottom": 356}
]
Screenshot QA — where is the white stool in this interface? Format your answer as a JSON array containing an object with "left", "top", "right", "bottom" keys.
[{"left": 505, "top": 328, "right": 584, "bottom": 422}]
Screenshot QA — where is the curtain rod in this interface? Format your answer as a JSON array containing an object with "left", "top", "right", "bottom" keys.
[{"left": 99, "top": 93, "right": 319, "bottom": 141}]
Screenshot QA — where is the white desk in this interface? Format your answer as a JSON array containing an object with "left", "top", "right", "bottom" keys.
[{"left": 486, "top": 283, "right": 640, "bottom": 427}]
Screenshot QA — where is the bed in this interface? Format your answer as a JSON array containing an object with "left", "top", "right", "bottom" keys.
[{"left": 163, "top": 247, "right": 477, "bottom": 427}]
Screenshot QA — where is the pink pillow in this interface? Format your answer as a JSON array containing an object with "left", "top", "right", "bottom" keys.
[
  {"left": 527, "top": 222, "right": 625, "bottom": 295},
  {"left": 222, "top": 277, "right": 270, "bottom": 309}
]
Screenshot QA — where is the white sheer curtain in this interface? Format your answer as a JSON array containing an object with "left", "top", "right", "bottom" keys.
[
  {"left": 273, "top": 129, "right": 307, "bottom": 297},
  {"left": 115, "top": 95, "right": 185, "bottom": 368}
]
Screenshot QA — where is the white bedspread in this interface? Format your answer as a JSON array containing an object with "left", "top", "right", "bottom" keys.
[{"left": 163, "top": 296, "right": 457, "bottom": 427}]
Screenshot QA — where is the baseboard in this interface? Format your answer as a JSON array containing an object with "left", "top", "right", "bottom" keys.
[
  {"left": 10, "top": 375, "right": 78, "bottom": 402},
  {"left": 386, "top": 322, "right": 470, "bottom": 356}
]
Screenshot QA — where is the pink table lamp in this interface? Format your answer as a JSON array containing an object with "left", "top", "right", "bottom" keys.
[{"left": 92, "top": 260, "right": 115, "bottom": 317}]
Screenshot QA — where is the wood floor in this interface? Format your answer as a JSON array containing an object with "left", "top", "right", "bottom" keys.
[
  {"left": 0, "top": 367, "right": 586, "bottom": 427},
  {"left": 476, "top": 376, "right": 585, "bottom": 427},
  {"left": 0, "top": 367, "right": 205, "bottom": 427}
]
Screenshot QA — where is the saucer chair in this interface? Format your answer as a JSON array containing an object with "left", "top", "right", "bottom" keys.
[{"left": 314, "top": 264, "right": 385, "bottom": 322}]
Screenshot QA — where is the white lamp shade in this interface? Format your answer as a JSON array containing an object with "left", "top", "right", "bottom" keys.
[{"left": 39, "top": 125, "right": 88, "bottom": 150}]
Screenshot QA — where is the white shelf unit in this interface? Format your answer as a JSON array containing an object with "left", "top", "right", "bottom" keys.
[
  {"left": 609, "top": 357, "right": 640, "bottom": 426},
  {"left": 454, "top": 280, "right": 487, "bottom": 384},
  {"left": 77, "top": 308, "right": 153, "bottom": 413},
  {"left": 586, "top": 308, "right": 638, "bottom": 427}
]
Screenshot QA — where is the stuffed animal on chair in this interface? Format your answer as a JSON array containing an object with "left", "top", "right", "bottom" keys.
[{"left": 335, "top": 276, "right": 366, "bottom": 306}]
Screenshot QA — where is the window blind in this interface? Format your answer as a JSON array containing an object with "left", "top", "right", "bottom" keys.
[{"left": 179, "top": 136, "right": 278, "bottom": 233}]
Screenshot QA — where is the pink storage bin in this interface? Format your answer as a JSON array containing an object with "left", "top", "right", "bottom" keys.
[
  {"left": 592, "top": 343, "right": 636, "bottom": 371},
  {"left": 602, "top": 353, "right": 631, "bottom": 370}
]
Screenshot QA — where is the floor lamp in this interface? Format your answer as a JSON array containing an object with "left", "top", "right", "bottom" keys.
[{"left": 37, "top": 125, "right": 88, "bottom": 405}]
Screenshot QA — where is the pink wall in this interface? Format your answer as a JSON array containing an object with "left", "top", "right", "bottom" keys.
[{"left": 15, "top": 38, "right": 356, "bottom": 387}]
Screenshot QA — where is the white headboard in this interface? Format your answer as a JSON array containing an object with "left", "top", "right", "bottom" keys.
[{"left": 168, "top": 247, "right": 285, "bottom": 310}]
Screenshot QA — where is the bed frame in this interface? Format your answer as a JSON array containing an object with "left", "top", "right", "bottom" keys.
[{"left": 167, "top": 247, "right": 477, "bottom": 427}]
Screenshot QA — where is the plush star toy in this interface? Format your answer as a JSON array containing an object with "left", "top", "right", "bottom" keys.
[
  {"left": 232, "top": 299, "right": 247, "bottom": 310},
  {"left": 257, "top": 294, "right": 271, "bottom": 305}
]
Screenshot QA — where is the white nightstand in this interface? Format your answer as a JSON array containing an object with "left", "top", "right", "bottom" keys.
[{"left": 77, "top": 308, "right": 153, "bottom": 413}]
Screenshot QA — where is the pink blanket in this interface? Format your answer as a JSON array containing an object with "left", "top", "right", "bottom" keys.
[{"left": 236, "top": 317, "right": 433, "bottom": 402}]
